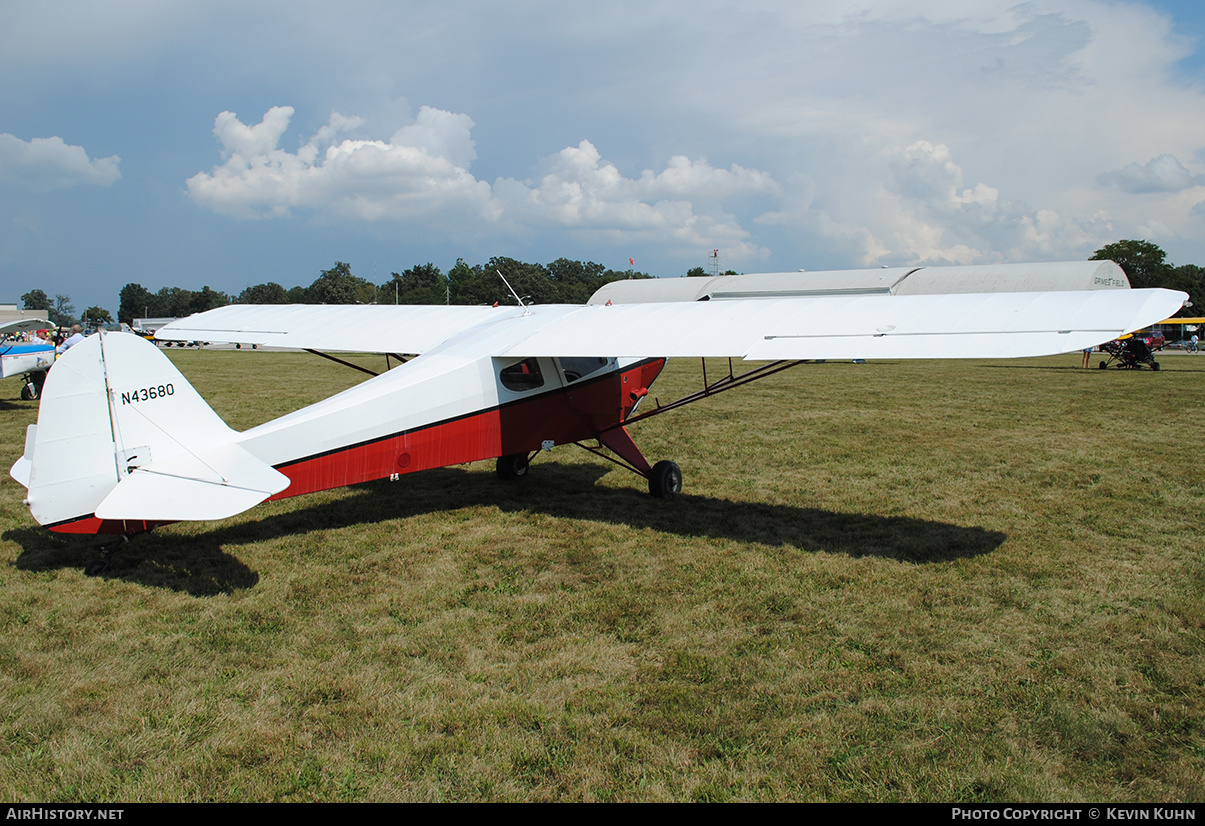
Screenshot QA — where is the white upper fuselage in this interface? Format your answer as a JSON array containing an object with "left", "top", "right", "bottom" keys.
[{"left": 234, "top": 306, "right": 625, "bottom": 469}]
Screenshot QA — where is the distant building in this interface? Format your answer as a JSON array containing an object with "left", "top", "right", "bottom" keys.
[{"left": 0, "top": 304, "right": 50, "bottom": 329}]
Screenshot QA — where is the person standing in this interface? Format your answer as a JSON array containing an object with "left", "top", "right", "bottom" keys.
[{"left": 56, "top": 324, "right": 85, "bottom": 354}]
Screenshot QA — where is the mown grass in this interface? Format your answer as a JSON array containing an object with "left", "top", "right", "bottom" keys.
[{"left": 0, "top": 348, "right": 1202, "bottom": 801}]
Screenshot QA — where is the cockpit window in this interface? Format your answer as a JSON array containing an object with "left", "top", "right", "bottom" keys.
[
  {"left": 500, "top": 358, "right": 545, "bottom": 392},
  {"left": 559, "top": 357, "right": 610, "bottom": 383}
]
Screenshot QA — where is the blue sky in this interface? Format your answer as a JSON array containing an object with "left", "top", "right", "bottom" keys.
[{"left": 3, "top": 1, "right": 1205, "bottom": 314}]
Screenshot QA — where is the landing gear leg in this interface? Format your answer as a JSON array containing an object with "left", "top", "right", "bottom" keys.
[
  {"left": 589, "top": 427, "right": 683, "bottom": 498},
  {"left": 84, "top": 535, "right": 129, "bottom": 577}
]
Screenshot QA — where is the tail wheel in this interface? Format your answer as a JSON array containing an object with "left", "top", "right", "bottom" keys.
[
  {"left": 496, "top": 453, "right": 530, "bottom": 480},
  {"left": 648, "top": 460, "right": 683, "bottom": 498}
]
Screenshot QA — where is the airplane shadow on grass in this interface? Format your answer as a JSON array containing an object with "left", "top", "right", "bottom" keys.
[{"left": 5, "top": 461, "right": 1006, "bottom": 596}]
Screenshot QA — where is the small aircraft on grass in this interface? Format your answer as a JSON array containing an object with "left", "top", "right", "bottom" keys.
[
  {"left": 1096, "top": 331, "right": 1166, "bottom": 370},
  {"left": 0, "top": 319, "right": 56, "bottom": 400},
  {"left": 8, "top": 261, "right": 1187, "bottom": 575}
]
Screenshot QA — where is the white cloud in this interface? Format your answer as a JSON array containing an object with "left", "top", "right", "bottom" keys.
[
  {"left": 187, "top": 106, "right": 494, "bottom": 221},
  {"left": 187, "top": 106, "right": 776, "bottom": 258},
  {"left": 0, "top": 133, "right": 120, "bottom": 193},
  {"left": 390, "top": 108, "right": 477, "bottom": 170},
  {"left": 771, "top": 139, "right": 1100, "bottom": 266},
  {"left": 636, "top": 155, "right": 780, "bottom": 201},
  {"left": 213, "top": 106, "right": 295, "bottom": 160},
  {"left": 1097, "top": 154, "right": 1205, "bottom": 194}
]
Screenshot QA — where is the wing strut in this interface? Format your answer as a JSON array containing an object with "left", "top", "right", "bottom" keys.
[
  {"left": 575, "top": 358, "right": 810, "bottom": 482},
  {"left": 304, "top": 349, "right": 410, "bottom": 376},
  {"left": 304, "top": 349, "right": 380, "bottom": 377},
  {"left": 609, "top": 358, "right": 809, "bottom": 429}
]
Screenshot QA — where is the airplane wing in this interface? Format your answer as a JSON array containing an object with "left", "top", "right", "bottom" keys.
[
  {"left": 156, "top": 304, "right": 514, "bottom": 353},
  {"left": 0, "top": 318, "right": 50, "bottom": 336},
  {"left": 156, "top": 287, "right": 1187, "bottom": 361},
  {"left": 504, "top": 288, "right": 1185, "bottom": 360}
]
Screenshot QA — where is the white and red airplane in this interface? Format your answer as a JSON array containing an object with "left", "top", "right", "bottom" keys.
[{"left": 8, "top": 261, "right": 1187, "bottom": 574}]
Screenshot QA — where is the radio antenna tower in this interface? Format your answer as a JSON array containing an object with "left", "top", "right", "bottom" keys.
[{"left": 707, "top": 249, "right": 724, "bottom": 277}]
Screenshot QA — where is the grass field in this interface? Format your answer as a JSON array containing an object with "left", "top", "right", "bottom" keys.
[{"left": 0, "top": 348, "right": 1202, "bottom": 802}]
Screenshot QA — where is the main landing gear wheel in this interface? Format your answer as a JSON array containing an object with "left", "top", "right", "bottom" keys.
[
  {"left": 1151, "top": 361, "right": 1161, "bottom": 371},
  {"left": 20, "top": 383, "right": 38, "bottom": 401},
  {"left": 648, "top": 460, "right": 683, "bottom": 498},
  {"left": 496, "top": 453, "right": 530, "bottom": 480}
]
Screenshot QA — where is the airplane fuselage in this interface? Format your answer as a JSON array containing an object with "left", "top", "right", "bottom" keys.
[
  {"left": 239, "top": 351, "right": 665, "bottom": 502},
  {"left": 46, "top": 339, "right": 666, "bottom": 534}
]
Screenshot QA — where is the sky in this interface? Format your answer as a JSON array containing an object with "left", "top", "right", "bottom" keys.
[{"left": 2, "top": 0, "right": 1205, "bottom": 314}]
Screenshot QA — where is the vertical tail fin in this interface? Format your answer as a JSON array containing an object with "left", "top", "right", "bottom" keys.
[{"left": 14, "top": 333, "right": 288, "bottom": 533}]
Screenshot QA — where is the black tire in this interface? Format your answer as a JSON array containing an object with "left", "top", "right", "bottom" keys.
[
  {"left": 648, "top": 460, "right": 683, "bottom": 498},
  {"left": 84, "top": 559, "right": 109, "bottom": 577},
  {"left": 1098, "top": 361, "right": 1108, "bottom": 369},
  {"left": 1151, "top": 361, "right": 1160, "bottom": 371},
  {"left": 496, "top": 453, "right": 530, "bottom": 480},
  {"left": 20, "top": 383, "right": 37, "bottom": 401}
]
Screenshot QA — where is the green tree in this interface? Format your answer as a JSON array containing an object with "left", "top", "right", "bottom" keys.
[
  {"left": 546, "top": 258, "right": 651, "bottom": 302},
  {"left": 1166, "top": 264, "right": 1204, "bottom": 317},
  {"left": 22, "top": 289, "right": 50, "bottom": 311},
  {"left": 1091, "top": 240, "right": 1174, "bottom": 289},
  {"left": 156, "top": 287, "right": 194, "bottom": 318},
  {"left": 447, "top": 258, "right": 493, "bottom": 305},
  {"left": 308, "top": 262, "right": 373, "bottom": 304},
  {"left": 237, "top": 282, "right": 289, "bottom": 304},
  {"left": 188, "top": 286, "right": 230, "bottom": 315},
  {"left": 50, "top": 294, "right": 75, "bottom": 327},
  {"left": 381, "top": 264, "right": 447, "bottom": 305},
  {"left": 81, "top": 306, "right": 113, "bottom": 326},
  {"left": 686, "top": 267, "right": 708, "bottom": 278},
  {"left": 490, "top": 256, "right": 555, "bottom": 305},
  {"left": 118, "top": 283, "right": 157, "bottom": 324}
]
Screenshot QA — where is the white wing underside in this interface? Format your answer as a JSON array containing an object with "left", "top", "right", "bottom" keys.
[{"left": 157, "top": 288, "right": 1187, "bottom": 361}]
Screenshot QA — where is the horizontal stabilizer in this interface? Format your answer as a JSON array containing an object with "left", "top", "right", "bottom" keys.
[
  {"left": 9, "top": 425, "right": 36, "bottom": 488},
  {"left": 96, "top": 443, "right": 289, "bottom": 521}
]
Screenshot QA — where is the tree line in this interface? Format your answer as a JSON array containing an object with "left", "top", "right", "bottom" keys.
[
  {"left": 19, "top": 290, "right": 112, "bottom": 328},
  {"left": 1090, "top": 240, "right": 1202, "bottom": 316},
  {"left": 18, "top": 242, "right": 1204, "bottom": 326},
  {"left": 113, "top": 257, "right": 651, "bottom": 325}
]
